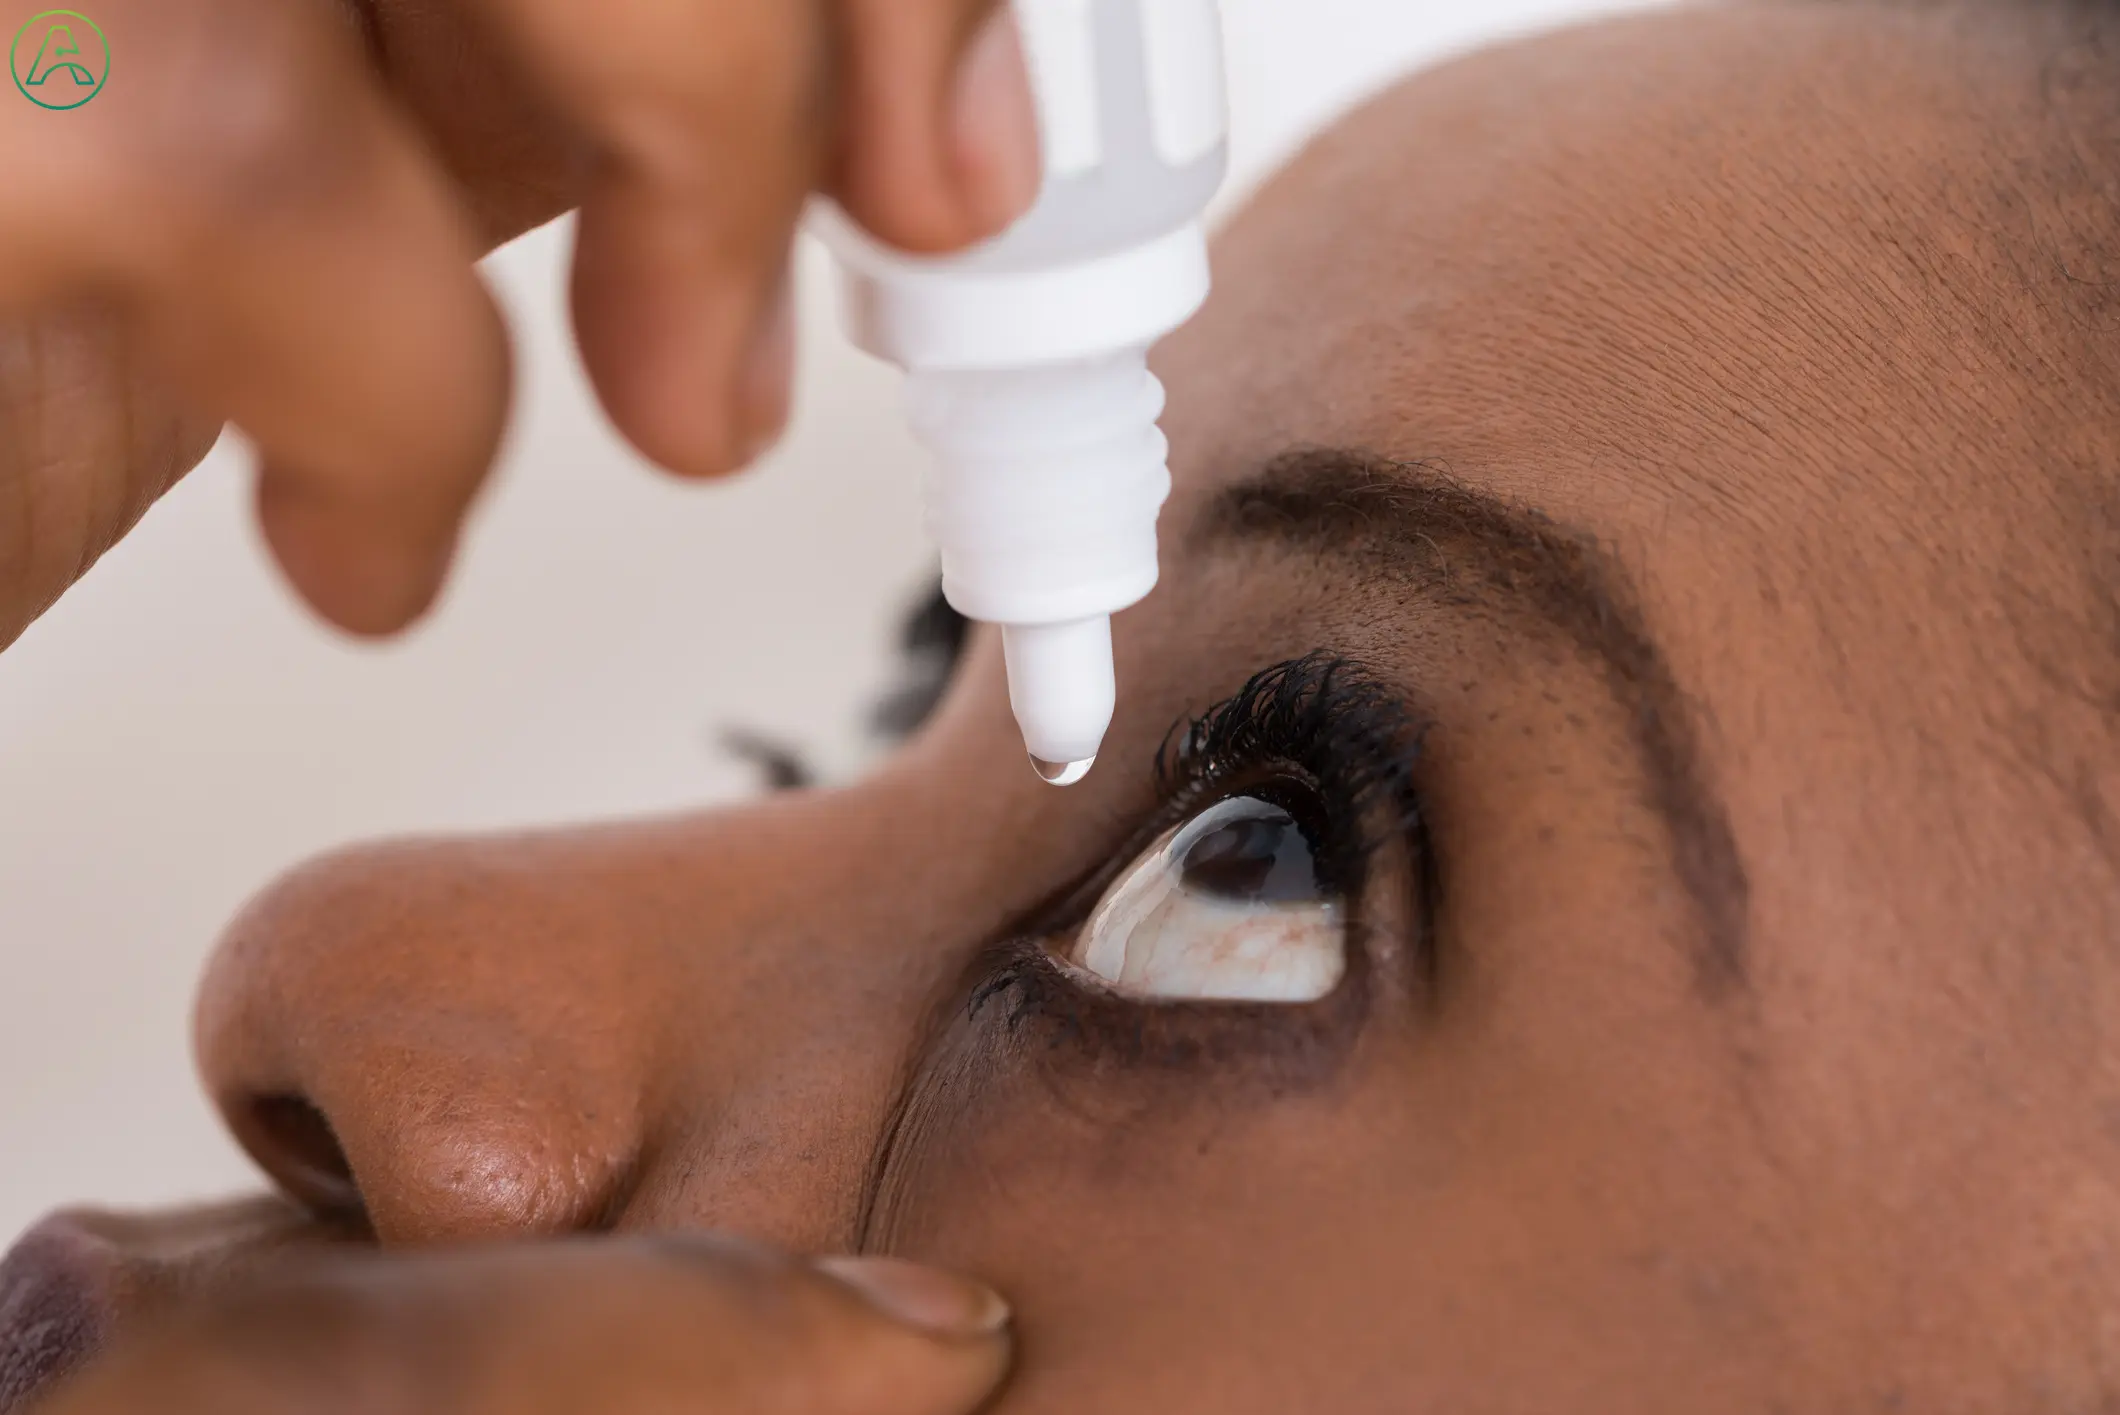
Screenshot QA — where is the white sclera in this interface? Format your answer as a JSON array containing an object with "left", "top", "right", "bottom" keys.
[
  {"left": 1073, "top": 797, "right": 1345, "bottom": 1004},
  {"left": 1140, "top": 0, "right": 1228, "bottom": 168},
  {"left": 1017, "top": 0, "right": 1103, "bottom": 177}
]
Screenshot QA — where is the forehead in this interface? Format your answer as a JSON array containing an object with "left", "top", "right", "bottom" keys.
[
  {"left": 1151, "top": 3, "right": 2120, "bottom": 935},
  {"left": 1167, "top": 3, "right": 2105, "bottom": 517}
]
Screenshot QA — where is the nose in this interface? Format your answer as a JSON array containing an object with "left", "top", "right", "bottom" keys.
[
  {"left": 193, "top": 777, "right": 1021, "bottom": 1249},
  {"left": 198, "top": 832, "right": 631, "bottom": 1243}
]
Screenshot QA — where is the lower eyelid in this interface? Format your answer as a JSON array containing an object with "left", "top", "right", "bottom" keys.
[
  {"left": 854, "top": 928, "right": 1378, "bottom": 1254},
  {"left": 990, "top": 930, "right": 1377, "bottom": 1082},
  {"left": 969, "top": 793, "right": 1416, "bottom": 1082},
  {"left": 857, "top": 847, "right": 1418, "bottom": 1249}
]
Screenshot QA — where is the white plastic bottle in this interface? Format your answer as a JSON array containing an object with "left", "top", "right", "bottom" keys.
[{"left": 819, "top": 0, "right": 1229, "bottom": 784}]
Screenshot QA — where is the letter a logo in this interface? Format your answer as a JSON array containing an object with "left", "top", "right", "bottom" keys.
[{"left": 12, "top": 11, "right": 110, "bottom": 110}]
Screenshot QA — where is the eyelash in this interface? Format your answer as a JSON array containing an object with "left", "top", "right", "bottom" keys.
[
  {"left": 961, "top": 653, "right": 1435, "bottom": 1079},
  {"left": 1156, "top": 652, "right": 1430, "bottom": 898}
]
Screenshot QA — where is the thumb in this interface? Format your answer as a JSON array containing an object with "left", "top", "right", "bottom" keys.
[
  {"left": 36, "top": 1236, "right": 1010, "bottom": 1415},
  {"left": 777, "top": 1253, "right": 1016, "bottom": 1414},
  {"left": 812, "top": 1253, "right": 1013, "bottom": 1343}
]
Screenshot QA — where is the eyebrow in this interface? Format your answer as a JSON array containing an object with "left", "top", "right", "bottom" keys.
[{"left": 1191, "top": 449, "right": 1751, "bottom": 991}]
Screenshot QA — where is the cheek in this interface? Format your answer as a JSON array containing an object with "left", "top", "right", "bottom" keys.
[
  {"left": 869, "top": 1054, "right": 1432, "bottom": 1412},
  {"left": 865, "top": 1002, "right": 1810, "bottom": 1413}
]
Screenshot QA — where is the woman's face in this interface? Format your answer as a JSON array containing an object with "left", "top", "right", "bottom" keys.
[{"left": 11, "top": 3, "right": 2120, "bottom": 1410}]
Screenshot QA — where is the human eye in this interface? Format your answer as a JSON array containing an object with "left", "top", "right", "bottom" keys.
[
  {"left": 857, "top": 658, "right": 1433, "bottom": 1254},
  {"left": 1064, "top": 793, "right": 1345, "bottom": 1002},
  {"left": 947, "top": 653, "right": 1431, "bottom": 1084},
  {"left": 855, "top": 655, "right": 1433, "bottom": 1240},
  {"left": 1043, "top": 652, "right": 1428, "bottom": 1004}
]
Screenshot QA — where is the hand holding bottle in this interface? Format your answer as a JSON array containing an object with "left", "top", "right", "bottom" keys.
[{"left": 0, "top": 0, "right": 1040, "bottom": 652}]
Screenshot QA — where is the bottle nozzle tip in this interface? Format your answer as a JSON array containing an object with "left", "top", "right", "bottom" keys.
[{"left": 1030, "top": 755, "right": 1096, "bottom": 786}]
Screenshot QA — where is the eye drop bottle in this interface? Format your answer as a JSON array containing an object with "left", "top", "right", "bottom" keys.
[{"left": 819, "top": 0, "right": 1230, "bottom": 784}]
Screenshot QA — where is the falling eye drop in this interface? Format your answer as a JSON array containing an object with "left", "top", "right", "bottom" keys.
[{"left": 818, "top": 0, "right": 1230, "bottom": 784}]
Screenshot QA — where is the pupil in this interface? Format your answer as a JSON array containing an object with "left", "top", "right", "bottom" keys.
[{"left": 1177, "top": 803, "right": 1321, "bottom": 903}]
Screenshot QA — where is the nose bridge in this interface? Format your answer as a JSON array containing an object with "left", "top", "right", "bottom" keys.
[
  {"left": 192, "top": 776, "right": 1003, "bottom": 1250},
  {"left": 583, "top": 771, "right": 1040, "bottom": 1246}
]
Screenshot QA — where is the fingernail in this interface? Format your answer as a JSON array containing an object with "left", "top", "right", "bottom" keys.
[
  {"left": 734, "top": 269, "right": 796, "bottom": 468},
  {"left": 950, "top": 6, "right": 1043, "bottom": 235},
  {"left": 814, "top": 1256, "right": 1010, "bottom": 1338}
]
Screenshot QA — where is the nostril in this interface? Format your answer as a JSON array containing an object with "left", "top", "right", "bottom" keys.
[{"left": 245, "top": 1095, "right": 363, "bottom": 1217}]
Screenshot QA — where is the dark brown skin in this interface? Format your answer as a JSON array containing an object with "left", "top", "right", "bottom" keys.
[
  {"left": 0, "top": 0, "right": 1039, "bottom": 644},
  {"left": 11, "top": 1, "right": 2120, "bottom": 1411}
]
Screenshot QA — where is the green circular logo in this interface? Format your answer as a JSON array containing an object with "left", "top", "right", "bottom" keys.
[{"left": 11, "top": 11, "right": 108, "bottom": 110}]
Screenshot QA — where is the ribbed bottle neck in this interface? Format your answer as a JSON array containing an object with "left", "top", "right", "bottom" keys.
[{"left": 904, "top": 351, "right": 1171, "bottom": 629}]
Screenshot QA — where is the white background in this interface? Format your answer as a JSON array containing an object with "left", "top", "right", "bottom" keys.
[{"left": 0, "top": 0, "right": 1661, "bottom": 1238}]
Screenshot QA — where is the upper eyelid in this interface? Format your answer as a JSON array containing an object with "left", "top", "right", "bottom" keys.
[
  {"left": 1158, "top": 655, "right": 1429, "bottom": 803},
  {"left": 988, "top": 654, "right": 1434, "bottom": 954},
  {"left": 1159, "top": 657, "right": 1433, "bottom": 891},
  {"left": 998, "top": 761, "right": 1339, "bottom": 949}
]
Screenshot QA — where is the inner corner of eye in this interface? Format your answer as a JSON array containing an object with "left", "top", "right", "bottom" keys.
[{"left": 1058, "top": 794, "right": 1348, "bottom": 1005}]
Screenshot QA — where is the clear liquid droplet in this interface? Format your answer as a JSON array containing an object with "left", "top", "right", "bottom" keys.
[{"left": 1031, "top": 755, "right": 1095, "bottom": 787}]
